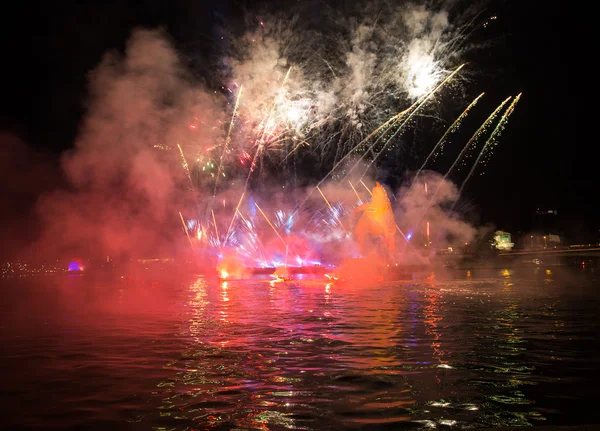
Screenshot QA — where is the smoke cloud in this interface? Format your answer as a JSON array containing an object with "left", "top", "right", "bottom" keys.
[
  {"left": 395, "top": 171, "right": 477, "bottom": 252},
  {"left": 32, "top": 29, "right": 225, "bottom": 262},
  {"left": 3, "top": 1, "right": 490, "bottom": 275}
]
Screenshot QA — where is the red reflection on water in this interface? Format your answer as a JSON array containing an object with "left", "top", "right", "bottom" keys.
[{"left": 423, "top": 282, "right": 446, "bottom": 366}]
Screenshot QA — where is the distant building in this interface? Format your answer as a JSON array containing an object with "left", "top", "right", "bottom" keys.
[
  {"left": 535, "top": 209, "right": 558, "bottom": 230},
  {"left": 536, "top": 208, "right": 558, "bottom": 216},
  {"left": 523, "top": 232, "right": 562, "bottom": 249},
  {"left": 533, "top": 208, "right": 564, "bottom": 243},
  {"left": 547, "top": 234, "right": 561, "bottom": 244},
  {"left": 493, "top": 231, "right": 514, "bottom": 250}
]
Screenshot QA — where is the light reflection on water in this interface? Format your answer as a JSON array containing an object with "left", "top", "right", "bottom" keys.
[{"left": 0, "top": 267, "right": 599, "bottom": 430}]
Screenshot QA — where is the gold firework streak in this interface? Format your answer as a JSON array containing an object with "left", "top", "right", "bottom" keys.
[
  {"left": 356, "top": 64, "right": 466, "bottom": 182},
  {"left": 224, "top": 192, "right": 245, "bottom": 245},
  {"left": 348, "top": 180, "right": 362, "bottom": 202},
  {"left": 177, "top": 144, "right": 193, "bottom": 190},
  {"left": 179, "top": 212, "right": 195, "bottom": 251},
  {"left": 211, "top": 209, "right": 222, "bottom": 249},
  {"left": 458, "top": 93, "right": 522, "bottom": 194},
  {"left": 213, "top": 85, "right": 243, "bottom": 197},
  {"left": 416, "top": 92, "right": 485, "bottom": 179},
  {"left": 254, "top": 203, "right": 287, "bottom": 248},
  {"left": 444, "top": 95, "right": 512, "bottom": 181},
  {"left": 317, "top": 186, "right": 347, "bottom": 234}
]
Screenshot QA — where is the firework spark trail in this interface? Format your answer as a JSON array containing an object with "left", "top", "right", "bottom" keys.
[
  {"left": 457, "top": 93, "right": 522, "bottom": 196},
  {"left": 280, "top": 136, "right": 311, "bottom": 164},
  {"left": 179, "top": 212, "right": 195, "bottom": 251},
  {"left": 213, "top": 85, "right": 243, "bottom": 198},
  {"left": 360, "top": 180, "right": 372, "bottom": 196},
  {"left": 310, "top": 90, "right": 423, "bottom": 192},
  {"left": 211, "top": 209, "right": 222, "bottom": 249},
  {"left": 476, "top": 93, "right": 522, "bottom": 170},
  {"left": 259, "top": 67, "right": 293, "bottom": 141},
  {"left": 426, "top": 94, "right": 522, "bottom": 251},
  {"left": 320, "top": 101, "right": 417, "bottom": 178},
  {"left": 348, "top": 180, "right": 362, "bottom": 203},
  {"left": 236, "top": 210, "right": 267, "bottom": 265},
  {"left": 317, "top": 186, "right": 347, "bottom": 234},
  {"left": 254, "top": 203, "right": 287, "bottom": 248},
  {"left": 231, "top": 68, "right": 297, "bottom": 226},
  {"left": 415, "top": 92, "right": 485, "bottom": 180},
  {"left": 443, "top": 96, "right": 512, "bottom": 182},
  {"left": 251, "top": 66, "right": 294, "bottom": 162},
  {"left": 409, "top": 96, "right": 514, "bottom": 247},
  {"left": 177, "top": 144, "right": 193, "bottom": 190},
  {"left": 274, "top": 210, "right": 295, "bottom": 234},
  {"left": 355, "top": 64, "right": 466, "bottom": 183},
  {"left": 331, "top": 104, "right": 420, "bottom": 186},
  {"left": 198, "top": 225, "right": 208, "bottom": 242},
  {"left": 224, "top": 192, "right": 245, "bottom": 245},
  {"left": 291, "top": 105, "right": 416, "bottom": 217}
]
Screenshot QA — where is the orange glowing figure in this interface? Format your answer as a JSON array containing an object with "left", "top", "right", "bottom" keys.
[{"left": 351, "top": 182, "right": 396, "bottom": 257}]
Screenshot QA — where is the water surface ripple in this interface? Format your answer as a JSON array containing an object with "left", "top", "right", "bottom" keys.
[{"left": 1, "top": 267, "right": 598, "bottom": 430}]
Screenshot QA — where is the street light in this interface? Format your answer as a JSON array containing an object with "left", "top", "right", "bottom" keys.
[{"left": 543, "top": 236, "right": 547, "bottom": 248}]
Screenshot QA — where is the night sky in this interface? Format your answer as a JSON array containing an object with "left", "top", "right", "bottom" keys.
[{"left": 3, "top": 1, "right": 585, "bottom": 237}]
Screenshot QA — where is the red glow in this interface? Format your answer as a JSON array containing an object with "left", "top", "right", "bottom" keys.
[
  {"left": 272, "top": 266, "right": 291, "bottom": 281},
  {"left": 216, "top": 253, "right": 248, "bottom": 280},
  {"left": 68, "top": 260, "right": 84, "bottom": 272},
  {"left": 269, "top": 278, "right": 284, "bottom": 287},
  {"left": 330, "top": 257, "right": 386, "bottom": 284}
]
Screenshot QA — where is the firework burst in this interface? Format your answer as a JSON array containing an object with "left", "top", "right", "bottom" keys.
[{"left": 169, "top": 2, "right": 521, "bottom": 267}]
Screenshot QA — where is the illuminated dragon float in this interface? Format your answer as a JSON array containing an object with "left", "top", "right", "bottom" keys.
[
  {"left": 325, "top": 182, "right": 411, "bottom": 283},
  {"left": 352, "top": 182, "right": 397, "bottom": 258}
]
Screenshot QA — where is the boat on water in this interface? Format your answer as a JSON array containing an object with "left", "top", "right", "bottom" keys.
[
  {"left": 67, "top": 260, "right": 84, "bottom": 275},
  {"left": 67, "top": 269, "right": 84, "bottom": 275}
]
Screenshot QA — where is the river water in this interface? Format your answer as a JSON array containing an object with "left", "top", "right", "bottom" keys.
[{"left": 1, "top": 266, "right": 598, "bottom": 430}]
